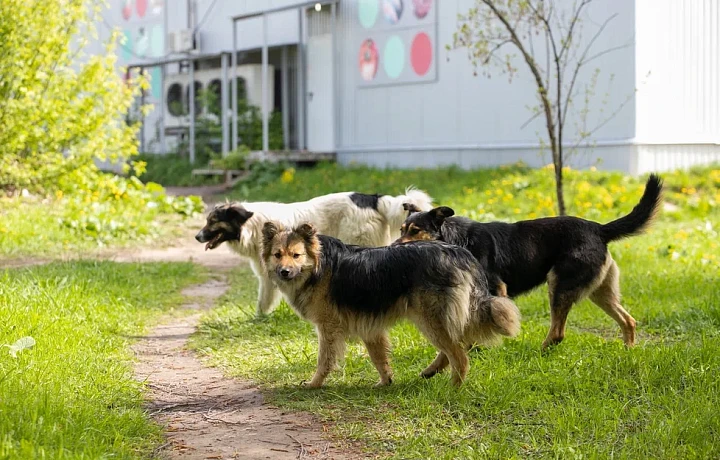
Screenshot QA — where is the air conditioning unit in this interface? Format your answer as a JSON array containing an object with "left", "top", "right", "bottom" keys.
[{"left": 166, "top": 29, "right": 200, "bottom": 54}]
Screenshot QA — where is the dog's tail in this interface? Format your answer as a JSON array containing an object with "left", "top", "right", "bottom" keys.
[
  {"left": 600, "top": 174, "right": 663, "bottom": 243},
  {"left": 377, "top": 187, "right": 433, "bottom": 231},
  {"left": 487, "top": 297, "right": 521, "bottom": 338},
  {"left": 469, "top": 296, "right": 521, "bottom": 345}
]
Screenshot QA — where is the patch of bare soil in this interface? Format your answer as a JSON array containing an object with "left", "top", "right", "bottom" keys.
[{"left": 131, "top": 240, "right": 360, "bottom": 459}]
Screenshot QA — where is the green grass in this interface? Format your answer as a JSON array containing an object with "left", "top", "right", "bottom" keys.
[
  {"left": 0, "top": 261, "right": 205, "bottom": 459},
  {"left": 192, "top": 163, "right": 720, "bottom": 458}
]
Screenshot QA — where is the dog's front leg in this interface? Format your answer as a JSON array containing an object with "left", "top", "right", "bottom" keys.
[
  {"left": 363, "top": 333, "right": 393, "bottom": 387},
  {"left": 306, "top": 326, "right": 345, "bottom": 389},
  {"left": 256, "top": 275, "right": 282, "bottom": 316},
  {"left": 250, "top": 261, "right": 282, "bottom": 316}
]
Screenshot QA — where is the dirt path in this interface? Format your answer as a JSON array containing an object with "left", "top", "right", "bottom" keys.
[{"left": 125, "top": 231, "right": 359, "bottom": 460}]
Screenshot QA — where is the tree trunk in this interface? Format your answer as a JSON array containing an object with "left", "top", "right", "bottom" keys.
[
  {"left": 553, "top": 158, "right": 566, "bottom": 215},
  {"left": 550, "top": 135, "right": 566, "bottom": 216}
]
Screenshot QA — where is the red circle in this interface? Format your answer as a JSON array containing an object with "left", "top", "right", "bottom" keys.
[
  {"left": 410, "top": 32, "right": 432, "bottom": 76},
  {"left": 122, "top": 0, "right": 132, "bottom": 20},
  {"left": 136, "top": 0, "right": 148, "bottom": 17}
]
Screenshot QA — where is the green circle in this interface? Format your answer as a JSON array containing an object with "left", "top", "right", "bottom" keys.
[
  {"left": 150, "top": 67, "right": 162, "bottom": 100},
  {"left": 151, "top": 25, "right": 164, "bottom": 57},
  {"left": 383, "top": 36, "right": 404, "bottom": 79},
  {"left": 358, "top": 0, "right": 378, "bottom": 29},
  {"left": 121, "top": 29, "right": 132, "bottom": 61}
]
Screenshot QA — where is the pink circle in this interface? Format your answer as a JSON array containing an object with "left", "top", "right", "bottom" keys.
[
  {"left": 136, "top": 0, "right": 148, "bottom": 17},
  {"left": 410, "top": 32, "right": 432, "bottom": 76},
  {"left": 122, "top": 0, "right": 132, "bottom": 20}
]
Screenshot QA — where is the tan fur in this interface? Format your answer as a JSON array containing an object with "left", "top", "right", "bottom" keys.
[
  {"left": 261, "top": 222, "right": 521, "bottom": 388},
  {"left": 542, "top": 252, "right": 636, "bottom": 349},
  {"left": 203, "top": 189, "right": 433, "bottom": 316}
]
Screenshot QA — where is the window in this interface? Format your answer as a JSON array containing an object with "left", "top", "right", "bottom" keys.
[{"left": 166, "top": 82, "right": 184, "bottom": 116}]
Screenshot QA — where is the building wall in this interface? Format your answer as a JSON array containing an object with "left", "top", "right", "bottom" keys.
[
  {"left": 634, "top": 0, "right": 720, "bottom": 173},
  {"left": 334, "top": 0, "right": 638, "bottom": 170}
]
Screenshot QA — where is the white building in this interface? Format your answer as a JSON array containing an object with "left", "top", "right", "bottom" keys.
[{"left": 101, "top": 0, "right": 720, "bottom": 174}]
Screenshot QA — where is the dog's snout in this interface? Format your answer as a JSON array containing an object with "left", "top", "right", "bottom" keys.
[
  {"left": 280, "top": 268, "right": 290, "bottom": 278},
  {"left": 195, "top": 231, "right": 205, "bottom": 243}
]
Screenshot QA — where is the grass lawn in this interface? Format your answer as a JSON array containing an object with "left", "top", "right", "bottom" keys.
[
  {"left": 192, "top": 163, "right": 720, "bottom": 458},
  {"left": 0, "top": 261, "right": 205, "bottom": 459}
]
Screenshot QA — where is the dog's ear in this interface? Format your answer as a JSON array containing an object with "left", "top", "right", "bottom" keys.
[
  {"left": 262, "top": 221, "right": 282, "bottom": 247},
  {"left": 428, "top": 206, "right": 454, "bottom": 225},
  {"left": 226, "top": 204, "right": 254, "bottom": 223},
  {"left": 294, "top": 223, "right": 317, "bottom": 243},
  {"left": 403, "top": 202, "right": 421, "bottom": 216}
]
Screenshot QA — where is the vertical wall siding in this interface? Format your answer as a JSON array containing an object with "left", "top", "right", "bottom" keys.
[{"left": 636, "top": 0, "right": 720, "bottom": 144}]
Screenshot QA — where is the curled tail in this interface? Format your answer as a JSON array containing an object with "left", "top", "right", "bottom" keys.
[
  {"left": 600, "top": 174, "right": 663, "bottom": 243},
  {"left": 377, "top": 187, "right": 434, "bottom": 231}
]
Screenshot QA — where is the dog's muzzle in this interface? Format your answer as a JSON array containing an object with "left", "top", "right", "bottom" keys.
[{"left": 195, "top": 230, "right": 209, "bottom": 243}]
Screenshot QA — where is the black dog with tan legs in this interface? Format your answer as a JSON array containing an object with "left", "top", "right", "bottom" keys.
[{"left": 396, "top": 175, "right": 663, "bottom": 349}]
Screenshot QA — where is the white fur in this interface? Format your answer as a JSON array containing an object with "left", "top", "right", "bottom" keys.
[{"left": 223, "top": 188, "right": 433, "bottom": 315}]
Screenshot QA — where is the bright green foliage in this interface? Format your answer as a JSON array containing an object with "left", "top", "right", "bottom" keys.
[
  {"left": 196, "top": 164, "right": 720, "bottom": 458},
  {"left": 0, "top": 261, "right": 204, "bottom": 458},
  {"left": 0, "top": 0, "right": 143, "bottom": 192},
  {"left": 0, "top": 0, "right": 205, "bottom": 246}
]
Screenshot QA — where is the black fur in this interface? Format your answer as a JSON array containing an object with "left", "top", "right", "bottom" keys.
[
  {"left": 349, "top": 192, "right": 383, "bottom": 210},
  {"left": 312, "top": 235, "right": 486, "bottom": 316},
  {"left": 397, "top": 175, "right": 662, "bottom": 298}
]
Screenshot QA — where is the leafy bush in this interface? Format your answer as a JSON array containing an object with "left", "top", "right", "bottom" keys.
[
  {"left": 134, "top": 153, "right": 221, "bottom": 186},
  {"left": 0, "top": 0, "right": 143, "bottom": 193},
  {"left": 0, "top": 0, "right": 204, "bottom": 247}
]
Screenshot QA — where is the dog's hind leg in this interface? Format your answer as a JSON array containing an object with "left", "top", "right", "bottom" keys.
[
  {"left": 589, "top": 256, "right": 637, "bottom": 347},
  {"left": 363, "top": 332, "right": 393, "bottom": 387},
  {"left": 306, "top": 325, "right": 346, "bottom": 389},
  {"left": 420, "top": 352, "right": 449, "bottom": 379},
  {"left": 542, "top": 256, "right": 609, "bottom": 350},
  {"left": 413, "top": 320, "right": 468, "bottom": 387}
]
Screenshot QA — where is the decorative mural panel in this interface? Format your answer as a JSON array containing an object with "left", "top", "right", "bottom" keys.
[
  {"left": 117, "top": 0, "right": 165, "bottom": 100},
  {"left": 356, "top": 0, "right": 437, "bottom": 86}
]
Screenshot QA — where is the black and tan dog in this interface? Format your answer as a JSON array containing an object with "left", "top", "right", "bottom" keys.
[
  {"left": 261, "top": 221, "right": 521, "bottom": 388},
  {"left": 396, "top": 175, "right": 663, "bottom": 350}
]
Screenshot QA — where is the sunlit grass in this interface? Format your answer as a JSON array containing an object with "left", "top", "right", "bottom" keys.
[
  {"left": 194, "top": 163, "right": 720, "bottom": 458},
  {"left": 0, "top": 261, "right": 204, "bottom": 459}
]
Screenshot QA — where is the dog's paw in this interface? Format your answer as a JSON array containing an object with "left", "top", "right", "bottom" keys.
[
  {"left": 302, "top": 380, "right": 324, "bottom": 389},
  {"left": 420, "top": 369, "right": 439, "bottom": 379},
  {"left": 374, "top": 376, "right": 393, "bottom": 388}
]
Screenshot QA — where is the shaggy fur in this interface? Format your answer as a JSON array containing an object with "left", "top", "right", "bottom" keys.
[
  {"left": 195, "top": 188, "right": 433, "bottom": 315},
  {"left": 260, "top": 222, "right": 521, "bottom": 388},
  {"left": 395, "top": 175, "right": 663, "bottom": 349}
]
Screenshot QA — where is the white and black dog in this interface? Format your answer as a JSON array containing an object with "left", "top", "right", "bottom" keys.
[{"left": 195, "top": 189, "right": 433, "bottom": 315}]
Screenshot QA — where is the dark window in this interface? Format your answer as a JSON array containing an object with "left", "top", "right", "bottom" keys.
[
  {"left": 207, "top": 78, "right": 221, "bottom": 116},
  {"left": 166, "top": 82, "right": 184, "bottom": 116},
  {"left": 185, "top": 81, "right": 203, "bottom": 116},
  {"left": 236, "top": 77, "right": 247, "bottom": 102}
]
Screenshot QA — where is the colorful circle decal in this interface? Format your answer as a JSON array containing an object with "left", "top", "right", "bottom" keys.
[
  {"left": 412, "top": 0, "right": 432, "bottom": 19},
  {"left": 136, "top": 0, "right": 148, "bottom": 18},
  {"left": 359, "top": 39, "right": 379, "bottom": 81},
  {"left": 150, "top": 67, "right": 162, "bottom": 100},
  {"left": 121, "top": 29, "right": 133, "bottom": 60},
  {"left": 383, "top": 36, "right": 404, "bottom": 79},
  {"left": 150, "top": 25, "right": 164, "bottom": 57},
  {"left": 358, "top": 0, "right": 378, "bottom": 29},
  {"left": 122, "top": 0, "right": 132, "bottom": 20},
  {"left": 135, "top": 27, "right": 149, "bottom": 57},
  {"left": 410, "top": 32, "right": 432, "bottom": 76},
  {"left": 382, "top": 0, "right": 403, "bottom": 25}
]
